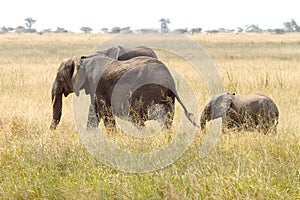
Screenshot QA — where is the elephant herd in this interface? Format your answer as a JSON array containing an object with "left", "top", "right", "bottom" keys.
[{"left": 50, "top": 46, "right": 279, "bottom": 134}]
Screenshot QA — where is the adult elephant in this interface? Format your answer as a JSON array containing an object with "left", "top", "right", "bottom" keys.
[
  {"left": 50, "top": 54, "right": 197, "bottom": 130},
  {"left": 200, "top": 93, "right": 279, "bottom": 133},
  {"left": 50, "top": 46, "right": 157, "bottom": 130}
]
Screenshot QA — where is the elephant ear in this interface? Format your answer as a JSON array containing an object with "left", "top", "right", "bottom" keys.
[
  {"left": 101, "top": 46, "right": 122, "bottom": 59},
  {"left": 211, "top": 93, "right": 233, "bottom": 119},
  {"left": 72, "top": 57, "right": 86, "bottom": 96}
]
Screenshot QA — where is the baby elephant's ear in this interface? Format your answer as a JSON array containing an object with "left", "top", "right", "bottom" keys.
[{"left": 211, "top": 93, "right": 233, "bottom": 119}]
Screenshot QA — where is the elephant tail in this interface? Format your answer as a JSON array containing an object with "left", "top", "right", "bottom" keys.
[{"left": 173, "top": 91, "right": 199, "bottom": 128}]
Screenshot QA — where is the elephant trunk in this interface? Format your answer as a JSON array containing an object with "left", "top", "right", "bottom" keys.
[{"left": 50, "top": 88, "right": 63, "bottom": 130}]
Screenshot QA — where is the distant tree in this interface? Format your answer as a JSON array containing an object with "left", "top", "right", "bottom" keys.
[
  {"left": 111, "top": 26, "right": 121, "bottom": 33},
  {"left": 42, "top": 29, "right": 52, "bottom": 33},
  {"left": 206, "top": 29, "right": 219, "bottom": 34},
  {"left": 190, "top": 28, "right": 202, "bottom": 34},
  {"left": 55, "top": 27, "right": 68, "bottom": 33},
  {"left": 16, "top": 26, "right": 25, "bottom": 30},
  {"left": 101, "top": 28, "right": 109, "bottom": 33},
  {"left": 7, "top": 27, "right": 14, "bottom": 32},
  {"left": 290, "top": 19, "right": 300, "bottom": 31},
  {"left": 80, "top": 26, "right": 93, "bottom": 33},
  {"left": 245, "top": 24, "right": 262, "bottom": 33},
  {"left": 0, "top": 26, "right": 14, "bottom": 34},
  {"left": 136, "top": 28, "right": 159, "bottom": 34},
  {"left": 228, "top": 29, "right": 235, "bottom": 33},
  {"left": 120, "top": 27, "right": 132, "bottom": 33},
  {"left": 25, "top": 18, "right": 36, "bottom": 28},
  {"left": 274, "top": 28, "right": 285, "bottom": 34},
  {"left": 27, "top": 28, "right": 37, "bottom": 33},
  {"left": 283, "top": 19, "right": 300, "bottom": 32},
  {"left": 237, "top": 27, "right": 244, "bottom": 33},
  {"left": 0, "top": 27, "right": 9, "bottom": 34},
  {"left": 15, "top": 26, "right": 27, "bottom": 33},
  {"left": 218, "top": 28, "right": 226, "bottom": 33},
  {"left": 264, "top": 29, "right": 273, "bottom": 33},
  {"left": 283, "top": 21, "right": 293, "bottom": 32},
  {"left": 173, "top": 28, "right": 188, "bottom": 34},
  {"left": 159, "top": 18, "right": 170, "bottom": 32}
]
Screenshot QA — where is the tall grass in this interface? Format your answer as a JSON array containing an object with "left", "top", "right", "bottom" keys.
[{"left": 0, "top": 33, "right": 299, "bottom": 199}]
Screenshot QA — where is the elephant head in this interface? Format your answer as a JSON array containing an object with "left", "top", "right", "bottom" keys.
[
  {"left": 50, "top": 57, "right": 86, "bottom": 130},
  {"left": 50, "top": 54, "right": 122, "bottom": 130},
  {"left": 200, "top": 92, "right": 235, "bottom": 130}
]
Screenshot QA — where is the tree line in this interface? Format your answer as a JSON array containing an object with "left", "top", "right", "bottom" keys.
[{"left": 1, "top": 18, "right": 300, "bottom": 35}]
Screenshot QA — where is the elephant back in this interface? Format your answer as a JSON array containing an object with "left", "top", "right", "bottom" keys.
[{"left": 97, "top": 56, "right": 175, "bottom": 100}]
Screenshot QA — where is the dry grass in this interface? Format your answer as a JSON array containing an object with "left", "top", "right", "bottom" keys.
[{"left": 0, "top": 33, "right": 299, "bottom": 199}]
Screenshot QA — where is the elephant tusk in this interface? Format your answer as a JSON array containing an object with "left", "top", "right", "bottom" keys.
[{"left": 52, "top": 95, "right": 57, "bottom": 108}]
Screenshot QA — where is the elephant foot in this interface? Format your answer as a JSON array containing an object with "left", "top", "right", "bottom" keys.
[
  {"left": 86, "top": 116, "right": 99, "bottom": 131},
  {"left": 50, "top": 119, "right": 60, "bottom": 130}
]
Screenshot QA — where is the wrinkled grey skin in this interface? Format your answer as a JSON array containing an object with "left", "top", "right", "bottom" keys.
[
  {"left": 50, "top": 46, "right": 158, "bottom": 130},
  {"left": 96, "top": 46, "right": 157, "bottom": 61},
  {"left": 93, "top": 56, "right": 198, "bottom": 129},
  {"left": 200, "top": 93, "right": 279, "bottom": 133}
]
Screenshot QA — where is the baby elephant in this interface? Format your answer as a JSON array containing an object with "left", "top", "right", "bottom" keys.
[{"left": 200, "top": 93, "right": 279, "bottom": 133}]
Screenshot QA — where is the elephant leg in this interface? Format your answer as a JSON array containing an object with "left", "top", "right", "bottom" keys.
[
  {"left": 264, "top": 109, "right": 279, "bottom": 134},
  {"left": 164, "top": 102, "right": 174, "bottom": 130},
  {"left": 147, "top": 98, "right": 174, "bottom": 130},
  {"left": 102, "top": 105, "right": 116, "bottom": 130},
  {"left": 95, "top": 97, "right": 116, "bottom": 131},
  {"left": 260, "top": 115, "right": 277, "bottom": 134},
  {"left": 86, "top": 95, "right": 100, "bottom": 130},
  {"left": 86, "top": 104, "right": 100, "bottom": 130},
  {"left": 149, "top": 95, "right": 174, "bottom": 130},
  {"left": 100, "top": 103, "right": 116, "bottom": 130},
  {"left": 146, "top": 103, "right": 171, "bottom": 129},
  {"left": 224, "top": 108, "right": 244, "bottom": 131},
  {"left": 129, "top": 98, "right": 145, "bottom": 127},
  {"left": 130, "top": 109, "right": 145, "bottom": 127},
  {"left": 268, "top": 119, "right": 278, "bottom": 134}
]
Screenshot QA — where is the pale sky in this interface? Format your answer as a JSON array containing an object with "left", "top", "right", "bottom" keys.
[{"left": 1, "top": 0, "right": 299, "bottom": 32}]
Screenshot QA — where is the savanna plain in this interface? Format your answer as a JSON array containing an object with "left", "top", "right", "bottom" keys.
[{"left": 0, "top": 33, "right": 299, "bottom": 199}]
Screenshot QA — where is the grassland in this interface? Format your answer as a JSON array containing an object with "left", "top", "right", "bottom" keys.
[{"left": 0, "top": 33, "right": 299, "bottom": 199}]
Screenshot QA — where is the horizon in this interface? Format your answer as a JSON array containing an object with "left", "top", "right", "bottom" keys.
[{"left": 1, "top": 0, "right": 299, "bottom": 33}]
